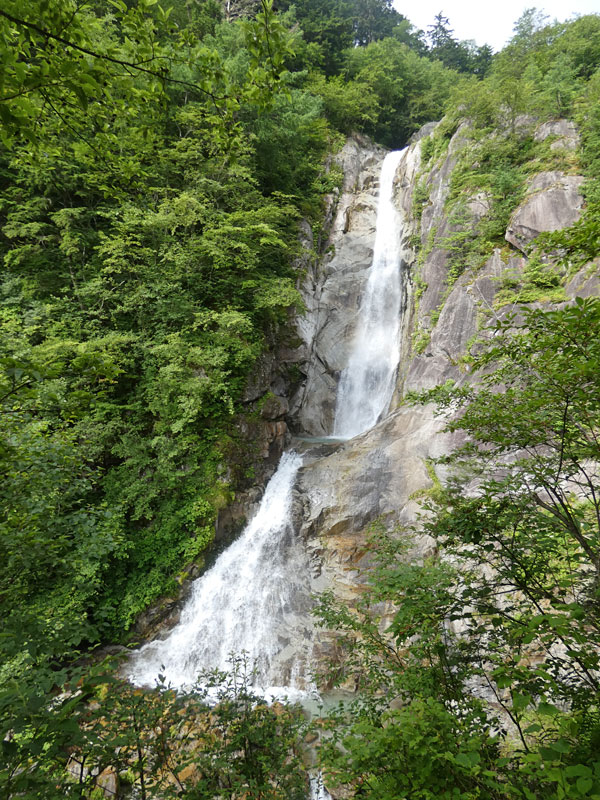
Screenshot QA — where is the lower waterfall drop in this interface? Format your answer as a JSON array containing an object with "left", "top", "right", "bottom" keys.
[
  {"left": 127, "top": 451, "right": 311, "bottom": 699},
  {"left": 333, "top": 148, "right": 406, "bottom": 439}
]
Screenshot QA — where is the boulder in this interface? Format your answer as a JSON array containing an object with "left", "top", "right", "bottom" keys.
[
  {"left": 260, "top": 394, "right": 289, "bottom": 420},
  {"left": 534, "top": 119, "right": 580, "bottom": 150},
  {"left": 96, "top": 767, "right": 119, "bottom": 798},
  {"left": 409, "top": 120, "right": 440, "bottom": 144},
  {"left": 566, "top": 260, "right": 600, "bottom": 299},
  {"left": 505, "top": 171, "right": 584, "bottom": 253}
]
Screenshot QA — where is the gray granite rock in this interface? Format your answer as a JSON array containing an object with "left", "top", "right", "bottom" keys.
[
  {"left": 534, "top": 119, "right": 580, "bottom": 150},
  {"left": 505, "top": 171, "right": 585, "bottom": 253},
  {"left": 566, "top": 260, "right": 600, "bottom": 299},
  {"left": 290, "top": 137, "right": 388, "bottom": 435},
  {"left": 287, "top": 125, "right": 597, "bottom": 677},
  {"left": 295, "top": 404, "right": 461, "bottom": 676}
]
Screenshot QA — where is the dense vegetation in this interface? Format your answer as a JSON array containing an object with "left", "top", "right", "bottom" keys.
[
  {"left": 1, "top": 0, "right": 600, "bottom": 797},
  {"left": 317, "top": 298, "right": 600, "bottom": 799}
]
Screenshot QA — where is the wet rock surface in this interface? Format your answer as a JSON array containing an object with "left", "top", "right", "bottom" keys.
[
  {"left": 295, "top": 406, "right": 459, "bottom": 675},
  {"left": 290, "top": 137, "right": 387, "bottom": 436}
]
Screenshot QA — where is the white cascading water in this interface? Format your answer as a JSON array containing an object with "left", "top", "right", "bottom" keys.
[
  {"left": 127, "top": 451, "right": 310, "bottom": 700},
  {"left": 127, "top": 148, "right": 405, "bottom": 800},
  {"left": 333, "top": 149, "right": 406, "bottom": 439},
  {"left": 310, "top": 773, "right": 333, "bottom": 800}
]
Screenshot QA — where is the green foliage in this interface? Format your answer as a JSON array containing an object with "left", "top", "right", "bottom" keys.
[
  {"left": 338, "top": 38, "right": 456, "bottom": 146},
  {"left": 318, "top": 300, "right": 600, "bottom": 800},
  {"left": 0, "top": 0, "right": 168, "bottom": 144},
  {"left": 540, "top": 53, "right": 580, "bottom": 117},
  {"left": 411, "top": 176, "right": 430, "bottom": 221},
  {"left": 0, "top": 0, "right": 298, "bottom": 155},
  {"left": 419, "top": 136, "right": 434, "bottom": 164},
  {"left": 276, "top": 0, "right": 415, "bottom": 75},
  {"left": 275, "top": 0, "right": 354, "bottom": 75},
  {"left": 246, "top": 83, "right": 330, "bottom": 212},
  {"left": 495, "top": 252, "right": 567, "bottom": 305},
  {"left": 421, "top": 298, "right": 600, "bottom": 570},
  {"left": 0, "top": 655, "right": 308, "bottom": 799},
  {"left": 307, "top": 72, "right": 380, "bottom": 135},
  {"left": 440, "top": 202, "right": 487, "bottom": 285},
  {"left": 0, "top": 0, "right": 331, "bottom": 678},
  {"left": 315, "top": 530, "right": 503, "bottom": 799},
  {"left": 427, "top": 12, "right": 493, "bottom": 76}
]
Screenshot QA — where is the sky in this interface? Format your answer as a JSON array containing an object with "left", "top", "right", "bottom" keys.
[{"left": 393, "top": 0, "right": 600, "bottom": 51}]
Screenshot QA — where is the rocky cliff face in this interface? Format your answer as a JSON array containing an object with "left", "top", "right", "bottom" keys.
[
  {"left": 290, "top": 137, "right": 388, "bottom": 436},
  {"left": 290, "top": 121, "right": 597, "bottom": 674}
]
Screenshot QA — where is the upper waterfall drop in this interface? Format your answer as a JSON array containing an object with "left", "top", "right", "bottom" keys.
[
  {"left": 333, "top": 149, "right": 406, "bottom": 439},
  {"left": 126, "top": 451, "right": 311, "bottom": 698}
]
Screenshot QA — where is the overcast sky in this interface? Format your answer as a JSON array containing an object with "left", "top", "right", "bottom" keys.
[{"left": 393, "top": 0, "right": 600, "bottom": 51}]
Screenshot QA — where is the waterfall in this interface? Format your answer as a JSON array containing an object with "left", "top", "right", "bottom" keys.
[
  {"left": 333, "top": 149, "right": 406, "bottom": 439},
  {"left": 121, "top": 146, "right": 411, "bottom": 800},
  {"left": 127, "top": 451, "right": 311, "bottom": 700},
  {"left": 127, "top": 151, "right": 408, "bottom": 696},
  {"left": 310, "top": 772, "right": 333, "bottom": 800}
]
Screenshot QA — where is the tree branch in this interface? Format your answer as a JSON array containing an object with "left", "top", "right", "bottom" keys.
[{"left": 0, "top": 9, "right": 227, "bottom": 108}]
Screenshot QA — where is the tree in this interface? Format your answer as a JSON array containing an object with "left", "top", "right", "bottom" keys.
[
  {"left": 427, "top": 12, "right": 464, "bottom": 70},
  {"left": 0, "top": 656, "right": 309, "bottom": 798},
  {"left": 0, "top": 0, "right": 294, "bottom": 150},
  {"left": 422, "top": 298, "right": 600, "bottom": 574},
  {"left": 427, "top": 12, "right": 454, "bottom": 49},
  {"left": 275, "top": 0, "right": 355, "bottom": 74},
  {"left": 467, "top": 41, "right": 493, "bottom": 77},
  {"left": 275, "top": 0, "right": 414, "bottom": 73},
  {"left": 540, "top": 52, "right": 580, "bottom": 117},
  {"left": 351, "top": 0, "right": 404, "bottom": 47},
  {"left": 511, "top": 7, "right": 550, "bottom": 47},
  {"left": 315, "top": 300, "right": 600, "bottom": 799},
  {"left": 426, "top": 12, "right": 492, "bottom": 75},
  {"left": 0, "top": 0, "right": 172, "bottom": 144},
  {"left": 341, "top": 37, "right": 456, "bottom": 146},
  {"left": 315, "top": 526, "right": 504, "bottom": 800},
  {"left": 550, "top": 14, "right": 600, "bottom": 79}
]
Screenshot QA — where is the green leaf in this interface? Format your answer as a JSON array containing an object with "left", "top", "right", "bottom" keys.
[
  {"left": 454, "top": 751, "right": 480, "bottom": 768},
  {"left": 511, "top": 692, "right": 532, "bottom": 712},
  {"left": 549, "top": 739, "right": 571, "bottom": 755},
  {"left": 577, "top": 776, "right": 593, "bottom": 795},
  {"left": 566, "top": 766, "right": 593, "bottom": 779}
]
